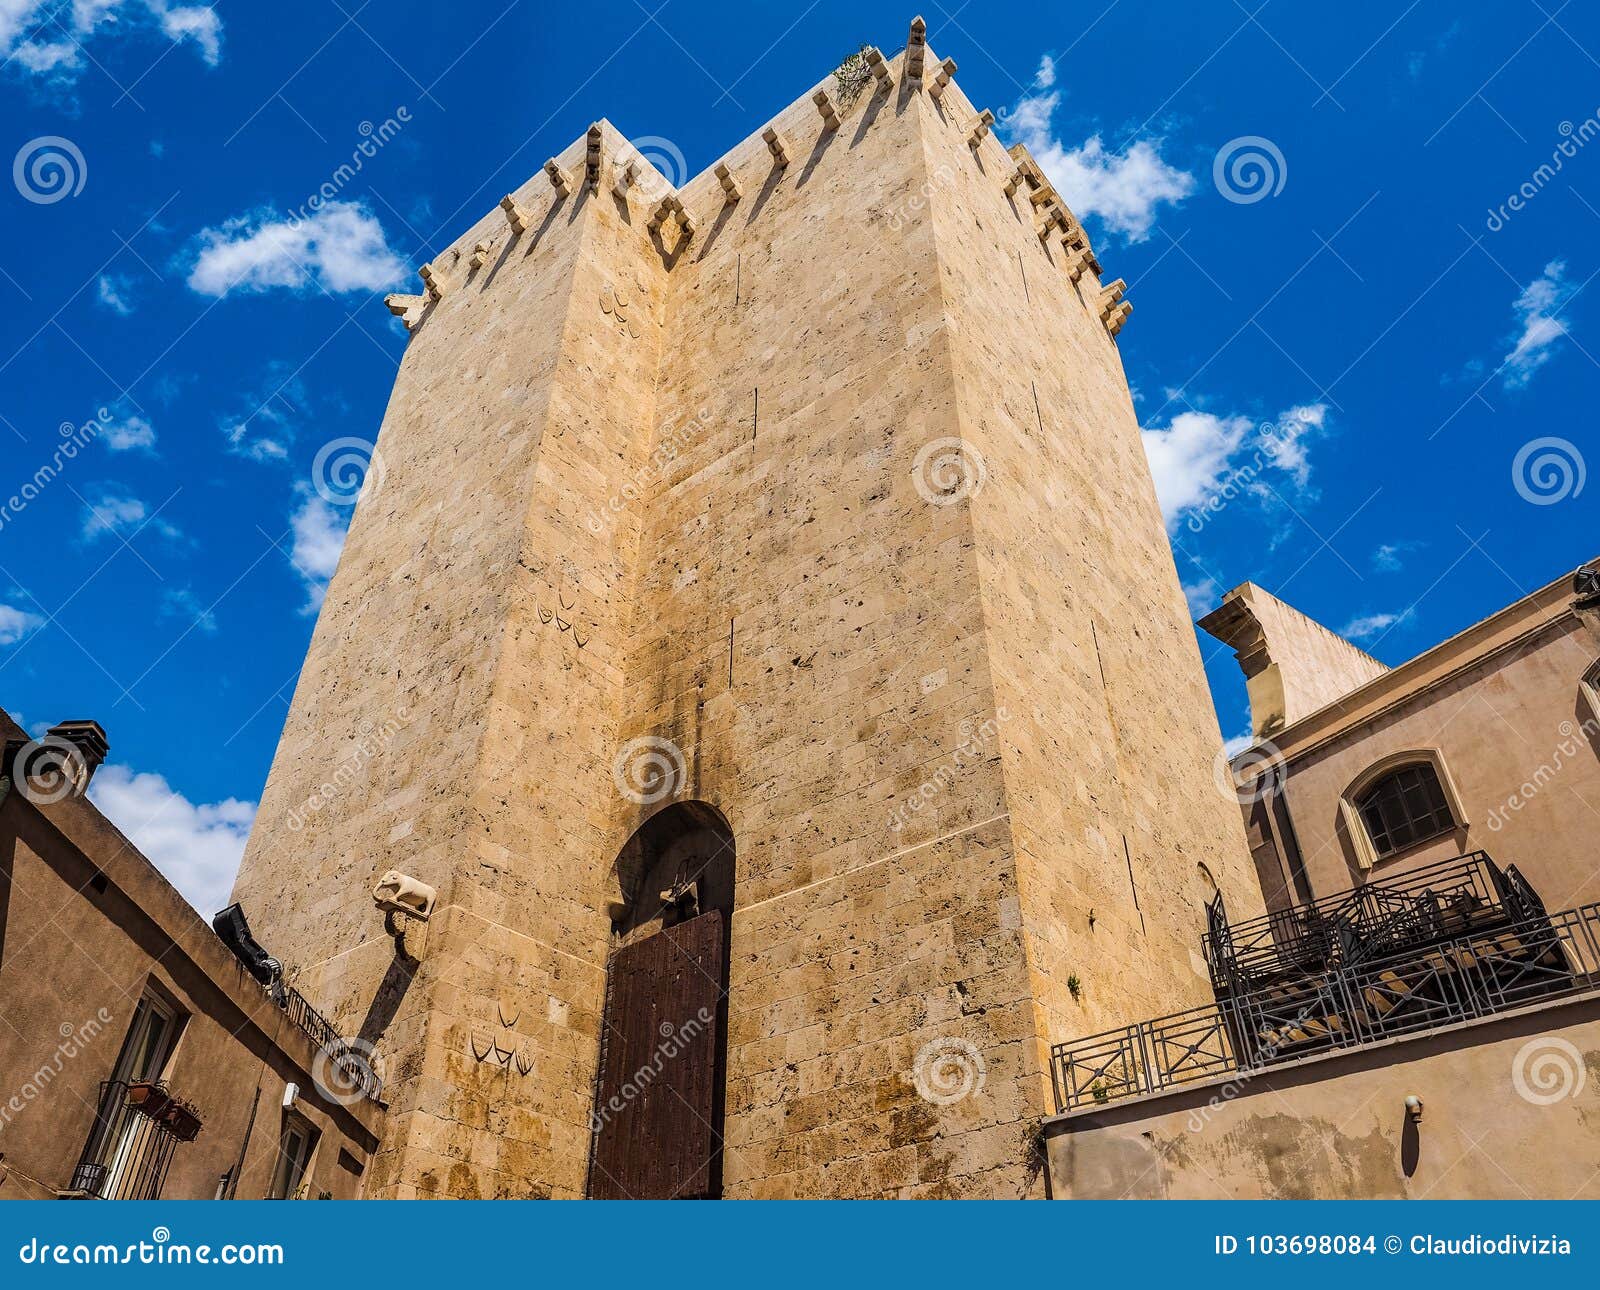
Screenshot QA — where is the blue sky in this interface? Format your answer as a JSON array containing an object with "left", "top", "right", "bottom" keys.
[{"left": 1, "top": 1, "right": 1596, "bottom": 913}]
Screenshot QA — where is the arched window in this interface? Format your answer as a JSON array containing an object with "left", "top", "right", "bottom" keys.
[
  {"left": 1582, "top": 659, "right": 1600, "bottom": 725},
  {"left": 1355, "top": 761, "right": 1457, "bottom": 859}
]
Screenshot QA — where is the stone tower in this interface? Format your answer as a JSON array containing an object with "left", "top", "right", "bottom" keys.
[{"left": 231, "top": 22, "right": 1262, "bottom": 1199}]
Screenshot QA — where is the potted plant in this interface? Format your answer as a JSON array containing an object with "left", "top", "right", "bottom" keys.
[
  {"left": 159, "top": 1096, "right": 202, "bottom": 1142},
  {"left": 126, "top": 1080, "right": 171, "bottom": 1119}
]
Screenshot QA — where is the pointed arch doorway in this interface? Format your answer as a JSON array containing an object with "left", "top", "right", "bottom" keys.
[{"left": 585, "top": 802, "right": 734, "bottom": 1199}]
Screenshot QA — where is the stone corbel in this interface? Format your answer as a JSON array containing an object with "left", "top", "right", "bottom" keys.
[
  {"left": 648, "top": 194, "right": 696, "bottom": 244},
  {"left": 418, "top": 263, "right": 449, "bottom": 301},
  {"left": 1062, "top": 246, "right": 1093, "bottom": 284},
  {"left": 905, "top": 17, "right": 928, "bottom": 84},
  {"left": 714, "top": 161, "right": 742, "bottom": 204},
  {"left": 1002, "top": 164, "right": 1027, "bottom": 197},
  {"left": 1098, "top": 279, "right": 1127, "bottom": 321},
  {"left": 612, "top": 158, "right": 638, "bottom": 200},
  {"left": 968, "top": 110, "right": 995, "bottom": 146},
  {"left": 762, "top": 126, "right": 791, "bottom": 168},
  {"left": 929, "top": 57, "right": 957, "bottom": 99},
  {"left": 384, "top": 294, "right": 425, "bottom": 332},
  {"left": 1105, "top": 301, "right": 1133, "bottom": 337},
  {"left": 865, "top": 46, "right": 893, "bottom": 92},
  {"left": 500, "top": 193, "right": 531, "bottom": 233},
  {"left": 543, "top": 159, "right": 573, "bottom": 197},
  {"left": 470, "top": 240, "right": 494, "bottom": 270},
  {"left": 812, "top": 87, "right": 841, "bottom": 131},
  {"left": 584, "top": 124, "right": 603, "bottom": 192}
]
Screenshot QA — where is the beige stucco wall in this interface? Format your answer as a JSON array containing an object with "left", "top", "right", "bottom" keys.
[
  {"left": 1264, "top": 605, "right": 1600, "bottom": 910},
  {"left": 0, "top": 710, "right": 382, "bottom": 1201},
  {"left": 233, "top": 42, "right": 1259, "bottom": 1199},
  {"left": 1045, "top": 991, "right": 1600, "bottom": 1199}
]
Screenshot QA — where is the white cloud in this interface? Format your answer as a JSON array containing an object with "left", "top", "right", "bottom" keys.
[
  {"left": 161, "top": 585, "right": 216, "bottom": 633},
  {"left": 1502, "top": 260, "right": 1571, "bottom": 389},
  {"left": 1182, "top": 577, "right": 1222, "bottom": 618},
  {"left": 1142, "top": 402, "right": 1329, "bottom": 531},
  {"left": 1, "top": 0, "right": 221, "bottom": 84},
  {"left": 1223, "top": 729, "right": 1257, "bottom": 758},
  {"left": 97, "top": 274, "right": 134, "bottom": 316},
  {"left": 1002, "top": 58, "right": 1194, "bottom": 242},
  {"left": 80, "top": 488, "right": 179, "bottom": 542},
  {"left": 0, "top": 602, "right": 45, "bottom": 644},
  {"left": 288, "top": 486, "right": 349, "bottom": 611},
  {"left": 148, "top": 0, "right": 219, "bottom": 65},
  {"left": 102, "top": 412, "right": 156, "bottom": 453},
  {"left": 88, "top": 765, "right": 255, "bottom": 916},
  {"left": 187, "top": 201, "right": 408, "bottom": 298},
  {"left": 219, "top": 365, "right": 305, "bottom": 461},
  {"left": 1340, "top": 610, "right": 1409, "bottom": 641},
  {"left": 1372, "top": 540, "right": 1422, "bottom": 573}
]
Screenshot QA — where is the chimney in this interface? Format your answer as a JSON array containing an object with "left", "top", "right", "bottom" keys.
[{"left": 3, "top": 719, "right": 109, "bottom": 804}]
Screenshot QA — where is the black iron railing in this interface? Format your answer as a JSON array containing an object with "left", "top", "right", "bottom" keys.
[
  {"left": 278, "top": 984, "right": 382, "bottom": 1102},
  {"left": 1202, "top": 853, "right": 1520, "bottom": 993},
  {"left": 1052, "top": 899, "right": 1600, "bottom": 1113},
  {"left": 69, "top": 1081, "right": 183, "bottom": 1199}
]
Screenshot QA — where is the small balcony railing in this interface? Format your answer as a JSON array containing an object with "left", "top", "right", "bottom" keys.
[
  {"left": 69, "top": 1080, "right": 197, "bottom": 1199},
  {"left": 1202, "top": 852, "right": 1520, "bottom": 994},
  {"left": 1052, "top": 899, "right": 1600, "bottom": 1113}
]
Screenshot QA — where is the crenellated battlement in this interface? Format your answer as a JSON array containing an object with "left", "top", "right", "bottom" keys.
[{"left": 384, "top": 17, "right": 1128, "bottom": 346}]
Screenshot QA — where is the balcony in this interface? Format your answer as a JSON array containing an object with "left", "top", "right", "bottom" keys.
[
  {"left": 1051, "top": 854, "right": 1595, "bottom": 1113},
  {"left": 68, "top": 1080, "right": 200, "bottom": 1199}
]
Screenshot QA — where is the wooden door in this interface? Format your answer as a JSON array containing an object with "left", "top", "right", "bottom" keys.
[{"left": 587, "top": 909, "right": 725, "bottom": 1199}]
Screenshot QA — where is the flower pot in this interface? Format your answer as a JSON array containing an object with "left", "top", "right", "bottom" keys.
[
  {"left": 160, "top": 1103, "right": 202, "bottom": 1142},
  {"left": 126, "top": 1081, "right": 171, "bottom": 1118}
]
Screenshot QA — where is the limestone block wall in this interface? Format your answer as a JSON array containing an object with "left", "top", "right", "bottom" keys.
[
  {"left": 234, "top": 125, "right": 670, "bottom": 1199},
  {"left": 913, "top": 77, "right": 1264, "bottom": 1062},
  {"left": 617, "top": 63, "right": 1042, "bottom": 1199}
]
